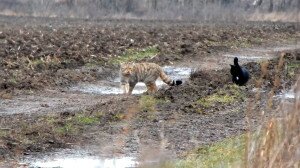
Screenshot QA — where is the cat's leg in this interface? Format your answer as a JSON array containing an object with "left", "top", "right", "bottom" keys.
[
  {"left": 146, "top": 82, "right": 158, "bottom": 94},
  {"left": 121, "top": 83, "right": 128, "bottom": 94},
  {"left": 128, "top": 82, "right": 137, "bottom": 95}
]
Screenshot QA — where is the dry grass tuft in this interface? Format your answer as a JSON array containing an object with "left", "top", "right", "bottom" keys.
[
  {"left": 246, "top": 53, "right": 299, "bottom": 167},
  {"left": 246, "top": 78, "right": 299, "bottom": 168}
]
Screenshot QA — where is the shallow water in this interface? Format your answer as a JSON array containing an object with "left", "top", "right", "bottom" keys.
[
  {"left": 224, "top": 44, "right": 300, "bottom": 61},
  {"left": 21, "top": 149, "right": 138, "bottom": 168},
  {"left": 276, "top": 91, "right": 296, "bottom": 100},
  {"left": 223, "top": 54, "right": 276, "bottom": 60},
  {"left": 71, "top": 66, "right": 192, "bottom": 95},
  {"left": 246, "top": 45, "right": 300, "bottom": 52},
  {"left": 28, "top": 156, "right": 137, "bottom": 168}
]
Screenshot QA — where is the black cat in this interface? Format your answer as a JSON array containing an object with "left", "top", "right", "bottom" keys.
[{"left": 230, "top": 57, "right": 249, "bottom": 86}]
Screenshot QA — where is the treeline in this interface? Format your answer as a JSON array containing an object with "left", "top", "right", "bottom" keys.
[{"left": 0, "top": 0, "right": 299, "bottom": 20}]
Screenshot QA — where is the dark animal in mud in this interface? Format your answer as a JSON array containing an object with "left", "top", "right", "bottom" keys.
[
  {"left": 230, "top": 57, "right": 249, "bottom": 86},
  {"left": 120, "top": 62, "right": 182, "bottom": 95}
]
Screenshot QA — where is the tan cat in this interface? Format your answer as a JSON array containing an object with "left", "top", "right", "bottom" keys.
[{"left": 120, "top": 62, "right": 182, "bottom": 95}]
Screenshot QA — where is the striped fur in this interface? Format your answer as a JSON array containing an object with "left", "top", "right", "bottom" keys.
[{"left": 120, "top": 62, "right": 179, "bottom": 95}]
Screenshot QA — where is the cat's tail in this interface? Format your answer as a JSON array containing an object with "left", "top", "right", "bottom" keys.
[{"left": 160, "top": 71, "right": 183, "bottom": 86}]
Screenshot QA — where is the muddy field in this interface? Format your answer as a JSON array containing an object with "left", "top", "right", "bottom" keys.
[
  {"left": 0, "top": 15, "right": 299, "bottom": 167},
  {"left": 0, "top": 15, "right": 298, "bottom": 91}
]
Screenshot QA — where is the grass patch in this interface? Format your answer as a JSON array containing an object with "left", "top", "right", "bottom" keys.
[
  {"left": 76, "top": 115, "right": 99, "bottom": 125},
  {"left": 84, "top": 59, "right": 106, "bottom": 68},
  {"left": 27, "top": 59, "right": 45, "bottom": 70},
  {"left": 139, "top": 95, "right": 157, "bottom": 112},
  {"left": 55, "top": 122, "right": 77, "bottom": 135},
  {"left": 250, "top": 37, "right": 264, "bottom": 44},
  {"left": 84, "top": 62, "right": 98, "bottom": 68},
  {"left": 113, "top": 113, "right": 126, "bottom": 121},
  {"left": 7, "top": 78, "right": 18, "bottom": 85},
  {"left": 53, "top": 113, "right": 101, "bottom": 135},
  {"left": 197, "top": 84, "right": 245, "bottom": 108},
  {"left": 111, "top": 46, "right": 159, "bottom": 64},
  {"left": 175, "top": 135, "right": 246, "bottom": 168},
  {"left": 287, "top": 61, "right": 300, "bottom": 77},
  {"left": 43, "top": 112, "right": 102, "bottom": 135},
  {"left": 198, "top": 94, "right": 235, "bottom": 108},
  {"left": 26, "top": 57, "right": 63, "bottom": 70},
  {"left": 0, "top": 129, "right": 9, "bottom": 138}
]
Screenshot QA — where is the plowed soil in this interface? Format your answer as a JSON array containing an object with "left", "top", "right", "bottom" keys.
[{"left": 0, "top": 15, "right": 299, "bottom": 164}]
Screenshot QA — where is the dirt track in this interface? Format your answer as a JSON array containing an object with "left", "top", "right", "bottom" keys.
[{"left": 0, "top": 16, "right": 299, "bottom": 165}]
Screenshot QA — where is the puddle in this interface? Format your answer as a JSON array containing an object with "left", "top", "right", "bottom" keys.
[
  {"left": 275, "top": 91, "right": 297, "bottom": 100},
  {"left": 224, "top": 44, "right": 300, "bottom": 61},
  {"left": 253, "top": 87, "right": 298, "bottom": 100},
  {"left": 251, "top": 88, "right": 267, "bottom": 93},
  {"left": 71, "top": 85, "right": 125, "bottom": 95},
  {"left": 21, "top": 148, "right": 172, "bottom": 168},
  {"left": 27, "top": 156, "right": 137, "bottom": 168},
  {"left": 223, "top": 54, "right": 276, "bottom": 60},
  {"left": 246, "top": 45, "right": 300, "bottom": 53},
  {"left": 21, "top": 149, "right": 138, "bottom": 168},
  {"left": 71, "top": 66, "right": 192, "bottom": 95}
]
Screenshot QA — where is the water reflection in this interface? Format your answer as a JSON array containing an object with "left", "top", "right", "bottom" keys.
[{"left": 29, "top": 156, "right": 137, "bottom": 168}]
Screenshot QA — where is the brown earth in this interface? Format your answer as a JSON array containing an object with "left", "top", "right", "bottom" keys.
[
  {"left": 0, "top": 15, "right": 298, "bottom": 91},
  {"left": 0, "top": 15, "right": 299, "bottom": 164}
]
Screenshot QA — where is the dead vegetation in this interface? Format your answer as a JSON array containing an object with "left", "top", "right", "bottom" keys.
[{"left": 245, "top": 54, "right": 300, "bottom": 168}]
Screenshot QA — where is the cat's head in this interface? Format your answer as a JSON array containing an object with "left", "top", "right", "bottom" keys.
[{"left": 120, "top": 62, "right": 134, "bottom": 76}]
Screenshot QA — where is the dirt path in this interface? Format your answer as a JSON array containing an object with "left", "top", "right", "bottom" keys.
[{"left": 0, "top": 90, "right": 116, "bottom": 115}]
